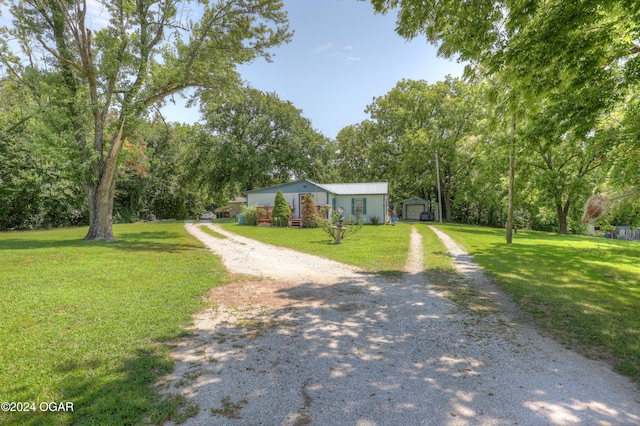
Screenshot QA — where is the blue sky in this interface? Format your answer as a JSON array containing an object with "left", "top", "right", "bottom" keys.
[
  {"left": 1, "top": 0, "right": 463, "bottom": 139},
  {"left": 172, "top": 1, "right": 465, "bottom": 139}
]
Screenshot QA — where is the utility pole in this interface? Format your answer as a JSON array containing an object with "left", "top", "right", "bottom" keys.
[{"left": 435, "top": 149, "right": 443, "bottom": 223}]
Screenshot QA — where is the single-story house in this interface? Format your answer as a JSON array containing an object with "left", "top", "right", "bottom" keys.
[
  {"left": 214, "top": 197, "right": 246, "bottom": 218},
  {"left": 397, "top": 196, "right": 440, "bottom": 221},
  {"left": 245, "top": 179, "right": 389, "bottom": 224}
]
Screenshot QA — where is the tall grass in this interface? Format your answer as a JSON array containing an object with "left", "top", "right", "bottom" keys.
[{"left": 0, "top": 222, "right": 226, "bottom": 425}]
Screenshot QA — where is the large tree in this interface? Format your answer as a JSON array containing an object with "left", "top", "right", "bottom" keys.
[
  {"left": 367, "top": 0, "right": 639, "bottom": 235},
  {"left": 0, "top": 0, "right": 291, "bottom": 240},
  {"left": 364, "top": 77, "right": 482, "bottom": 220},
  {"left": 189, "top": 86, "right": 332, "bottom": 200}
]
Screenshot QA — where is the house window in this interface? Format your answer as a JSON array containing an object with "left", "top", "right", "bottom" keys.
[{"left": 351, "top": 198, "right": 367, "bottom": 216}]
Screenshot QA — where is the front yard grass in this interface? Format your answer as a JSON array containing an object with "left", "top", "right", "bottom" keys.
[
  {"left": 433, "top": 223, "right": 640, "bottom": 382},
  {"left": 219, "top": 221, "right": 412, "bottom": 275},
  {"left": 0, "top": 222, "right": 226, "bottom": 425}
]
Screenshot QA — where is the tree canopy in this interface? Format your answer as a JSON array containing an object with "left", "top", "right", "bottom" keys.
[
  {"left": 0, "top": 0, "right": 292, "bottom": 240},
  {"left": 366, "top": 0, "right": 640, "bottom": 234}
]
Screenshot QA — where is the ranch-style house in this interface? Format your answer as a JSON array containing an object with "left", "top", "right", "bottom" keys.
[{"left": 245, "top": 179, "right": 389, "bottom": 224}]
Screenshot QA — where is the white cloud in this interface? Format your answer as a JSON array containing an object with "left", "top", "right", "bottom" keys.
[
  {"left": 86, "top": 0, "right": 111, "bottom": 30},
  {"left": 314, "top": 43, "right": 333, "bottom": 53},
  {"left": 343, "top": 45, "right": 353, "bottom": 51},
  {"left": 335, "top": 52, "right": 361, "bottom": 62}
]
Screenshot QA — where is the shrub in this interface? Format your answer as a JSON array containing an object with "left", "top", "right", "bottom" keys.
[
  {"left": 302, "top": 193, "right": 318, "bottom": 227},
  {"left": 370, "top": 216, "right": 380, "bottom": 225},
  {"left": 271, "top": 191, "right": 291, "bottom": 227},
  {"left": 240, "top": 204, "right": 258, "bottom": 226}
]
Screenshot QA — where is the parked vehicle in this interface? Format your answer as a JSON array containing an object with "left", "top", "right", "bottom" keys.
[{"left": 200, "top": 211, "right": 215, "bottom": 220}]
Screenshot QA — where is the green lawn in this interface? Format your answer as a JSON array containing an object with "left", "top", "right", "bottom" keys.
[
  {"left": 0, "top": 222, "right": 226, "bottom": 425},
  {"left": 433, "top": 223, "right": 640, "bottom": 381},
  {"left": 4, "top": 220, "right": 639, "bottom": 425},
  {"left": 219, "top": 221, "right": 412, "bottom": 275}
]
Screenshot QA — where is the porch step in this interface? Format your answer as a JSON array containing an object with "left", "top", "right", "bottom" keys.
[{"left": 289, "top": 219, "right": 302, "bottom": 227}]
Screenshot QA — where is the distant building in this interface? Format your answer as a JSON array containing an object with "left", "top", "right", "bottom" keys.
[
  {"left": 214, "top": 197, "right": 246, "bottom": 218},
  {"left": 396, "top": 196, "right": 439, "bottom": 221},
  {"left": 613, "top": 226, "right": 640, "bottom": 241}
]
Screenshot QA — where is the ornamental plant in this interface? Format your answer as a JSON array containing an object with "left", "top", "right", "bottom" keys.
[
  {"left": 315, "top": 208, "right": 363, "bottom": 243},
  {"left": 272, "top": 191, "right": 291, "bottom": 227},
  {"left": 301, "top": 193, "right": 318, "bottom": 227}
]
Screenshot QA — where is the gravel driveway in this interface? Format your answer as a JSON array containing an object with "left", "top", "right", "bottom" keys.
[{"left": 163, "top": 223, "right": 640, "bottom": 425}]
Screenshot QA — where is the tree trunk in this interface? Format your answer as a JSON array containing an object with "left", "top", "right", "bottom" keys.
[
  {"left": 442, "top": 186, "right": 453, "bottom": 222},
  {"left": 84, "top": 118, "right": 126, "bottom": 241},
  {"left": 556, "top": 200, "right": 570, "bottom": 235},
  {"left": 84, "top": 178, "right": 116, "bottom": 241}
]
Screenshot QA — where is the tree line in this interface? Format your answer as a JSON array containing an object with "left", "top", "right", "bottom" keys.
[{"left": 1, "top": 0, "right": 638, "bottom": 238}]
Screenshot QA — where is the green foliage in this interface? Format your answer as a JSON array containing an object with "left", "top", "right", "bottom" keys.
[
  {"left": 0, "top": 79, "right": 88, "bottom": 230},
  {"left": 315, "top": 208, "right": 364, "bottom": 242},
  {"left": 1, "top": 0, "right": 292, "bottom": 240},
  {"left": 301, "top": 193, "right": 318, "bottom": 227},
  {"left": 192, "top": 87, "right": 333, "bottom": 197},
  {"left": 239, "top": 204, "right": 258, "bottom": 226},
  {"left": 0, "top": 222, "right": 226, "bottom": 425},
  {"left": 271, "top": 191, "right": 291, "bottom": 226},
  {"left": 366, "top": 0, "right": 640, "bottom": 234}
]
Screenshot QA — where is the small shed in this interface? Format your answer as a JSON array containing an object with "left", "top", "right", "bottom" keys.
[
  {"left": 228, "top": 197, "right": 246, "bottom": 217},
  {"left": 398, "top": 196, "right": 439, "bottom": 221}
]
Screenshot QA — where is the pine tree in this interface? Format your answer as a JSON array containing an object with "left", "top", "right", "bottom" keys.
[{"left": 272, "top": 191, "right": 291, "bottom": 227}]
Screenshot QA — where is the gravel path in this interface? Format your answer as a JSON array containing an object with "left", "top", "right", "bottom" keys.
[{"left": 163, "top": 223, "right": 640, "bottom": 425}]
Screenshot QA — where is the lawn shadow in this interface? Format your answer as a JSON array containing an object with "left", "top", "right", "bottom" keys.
[
  {"left": 0, "top": 230, "right": 197, "bottom": 253},
  {"left": 457, "top": 236, "right": 640, "bottom": 380},
  {"left": 3, "top": 346, "right": 176, "bottom": 425}
]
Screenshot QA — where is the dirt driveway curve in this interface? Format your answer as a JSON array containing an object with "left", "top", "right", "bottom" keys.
[{"left": 163, "top": 223, "right": 640, "bottom": 426}]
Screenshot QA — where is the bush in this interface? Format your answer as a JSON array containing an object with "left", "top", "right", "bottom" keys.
[
  {"left": 272, "top": 191, "right": 291, "bottom": 227},
  {"left": 370, "top": 216, "right": 380, "bottom": 225},
  {"left": 302, "top": 193, "right": 318, "bottom": 227},
  {"left": 240, "top": 204, "right": 258, "bottom": 226}
]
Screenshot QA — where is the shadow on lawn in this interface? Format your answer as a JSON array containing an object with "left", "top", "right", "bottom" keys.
[
  {"left": 165, "top": 270, "right": 640, "bottom": 425},
  {"left": 4, "top": 347, "right": 176, "bottom": 426},
  {"left": 0, "top": 230, "right": 197, "bottom": 253},
  {"left": 459, "top": 237, "right": 640, "bottom": 380}
]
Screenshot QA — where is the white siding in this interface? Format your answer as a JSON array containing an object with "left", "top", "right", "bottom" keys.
[
  {"left": 246, "top": 193, "right": 277, "bottom": 207},
  {"left": 332, "top": 194, "right": 386, "bottom": 224}
]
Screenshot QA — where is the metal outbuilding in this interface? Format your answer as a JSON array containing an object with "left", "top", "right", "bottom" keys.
[{"left": 397, "top": 196, "right": 439, "bottom": 221}]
